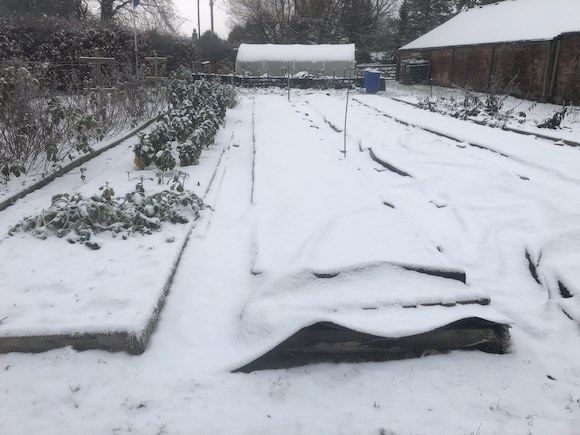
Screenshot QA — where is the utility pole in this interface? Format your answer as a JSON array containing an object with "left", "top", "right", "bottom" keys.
[
  {"left": 209, "top": 0, "right": 215, "bottom": 33},
  {"left": 197, "top": 0, "right": 201, "bottom": 39},
  {"left": 132, "top": 0, "right": 140, "bottom": 77}
]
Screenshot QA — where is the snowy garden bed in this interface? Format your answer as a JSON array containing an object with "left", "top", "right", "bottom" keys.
[
  {"left": 0, "top": 78, "right": 237, "bottom": 354},
  {"left": 232, "top": 94, "right": 511, "bottom": 372},
  {"left": 1, "top": 222, "right": 193, "bottom": 352},
  {"left": 385, "top": 82, "right": 580, "bottom": 144},
  {"left": 0, "top": 139, "right": 225, "bottom": 353}
]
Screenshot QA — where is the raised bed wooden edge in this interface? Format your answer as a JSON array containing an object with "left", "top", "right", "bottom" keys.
[{"left": 233, "top": 317, "right": 510, "bottom": 373}]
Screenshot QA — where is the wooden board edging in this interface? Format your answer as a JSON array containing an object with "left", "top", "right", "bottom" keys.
[
  {"left": 126, "top": 224, "right": 196, "bottom": 355},
  {"left": 0, "top": 222, "right": 194, "bottom": 356},
  {"left": 0, "top": 126, "right": 232, "bottom": 356},
  {"left": 0, "top": 332, "right": 130, "bottom": 354}
]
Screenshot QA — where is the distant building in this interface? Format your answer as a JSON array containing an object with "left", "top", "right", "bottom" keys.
[
  {"left": 235, "top": 44, "right": 356, "bottom": 77},
  {"left": 399, "top": 0, "right": 580, "bottom": 104}
]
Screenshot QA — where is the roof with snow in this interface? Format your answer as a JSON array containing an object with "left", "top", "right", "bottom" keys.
[
  {"left": 236, "top": 43, "right": 355, "bottom": 63},
  {"left": 400, "top": 0, "right": 580, "bottom": 51}
]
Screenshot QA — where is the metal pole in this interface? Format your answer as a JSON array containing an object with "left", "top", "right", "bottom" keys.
[
  {"left": 94, "top": 48, "right": 101, "bottom": 88},
  {"left": 343, "top": 65, "right": 352, "bottom": 158},
  {"left": 153, "top": 52, "right": 158, "bottom": 80},
  {"left": 197, "top": 0, "right": 201, "bottom": 39},
  {"left": 133, "top": 7, "right": 138, "bottom": 77},
  {"left": 287, "top": 66, "right": 290, "bottom": 102},
  {"left": 209, "top": 0, "right": 215, "bottom": 33}
]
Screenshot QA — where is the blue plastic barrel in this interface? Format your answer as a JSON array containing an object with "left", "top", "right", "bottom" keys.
[{"left": 364, "top": 70, "right": 381, "bottom": 93}]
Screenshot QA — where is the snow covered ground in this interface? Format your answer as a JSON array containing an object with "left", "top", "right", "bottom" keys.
[
  {"left": 0, "top": 88, "right": 579, "bottom": 434},
  {"left": 0, "top": 119, "right": 226, "bottom": 341}
]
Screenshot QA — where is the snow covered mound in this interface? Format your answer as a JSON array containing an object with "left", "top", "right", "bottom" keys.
[
  {"left": 239, "top": 262, "right": 506, "bottom": 358},
  {"left": 233, "top": 94, "right": 511, "bottom": 371},
  {"left": 251, "top": 95, "right": 461, "bottom": 277}
]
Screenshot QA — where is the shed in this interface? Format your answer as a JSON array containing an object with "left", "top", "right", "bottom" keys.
[
  {"left": 235, "top": 43, "right": 356, "bottom": 77},
  {"left": 399, "top": 0, "right": 580, "bottom": 104}
]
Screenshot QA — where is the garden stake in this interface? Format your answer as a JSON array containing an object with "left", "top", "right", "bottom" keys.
[{"left": 343, "top": 63, "right": 354, "bottom": 157}]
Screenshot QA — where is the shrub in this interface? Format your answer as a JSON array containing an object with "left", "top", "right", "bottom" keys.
[
  {"left": 0, "top": 63, "right": 165, "bottom": 183},
  {"left": 538, "top": 104, "right": 569, "bottom": 129}
]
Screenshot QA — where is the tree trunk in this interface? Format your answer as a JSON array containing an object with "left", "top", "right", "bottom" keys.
[{"left": 100, "top": 0, "right": 114, "bottom": 21}]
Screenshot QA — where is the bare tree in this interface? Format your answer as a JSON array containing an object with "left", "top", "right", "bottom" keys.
[
  {"left": 226, "top": 0, "right": 398, "bottom": 47},
  {"left": 226, "top": 0, "right": 295, "bottom": 42},
  {"left": 341, "top": 0, "right": 398, "bottom": 49},
  {"left": 96, "top": 0, "right": 180, "bottom": 33}
]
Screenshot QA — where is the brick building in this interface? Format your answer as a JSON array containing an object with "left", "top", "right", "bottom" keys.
[{"left": 399, "top": 0, "right": 580, "bottom": 104}]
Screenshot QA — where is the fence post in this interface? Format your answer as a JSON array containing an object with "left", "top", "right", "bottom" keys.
[
  {"left": 144, "top": 53, "right": 168, "bottom": 89},
  {"left": 79, "top": 49, "right": 116, "bottom": 90}
]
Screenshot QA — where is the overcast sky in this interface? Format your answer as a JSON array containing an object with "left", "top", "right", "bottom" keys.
[{"left": 173, "top": 0, "right": 230, "bottom": 39}]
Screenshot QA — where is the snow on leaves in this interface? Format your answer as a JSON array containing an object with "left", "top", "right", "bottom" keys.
[
  {"left": 134, "top": 72, "right": 236, "bottom": 171},
  {"left": 9, "top": 179, "right": 203, "bottom": 250}
]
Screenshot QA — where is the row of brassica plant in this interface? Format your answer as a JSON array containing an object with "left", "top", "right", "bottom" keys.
[{"left": 133, "top": 70, "right": 236, "bottom": 171}]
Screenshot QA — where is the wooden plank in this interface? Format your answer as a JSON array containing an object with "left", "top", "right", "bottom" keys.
[
  {"left": 399, "top": 264, "right": 467, "bottom": 284},
  {"left": 145, "top": 77, "right": 168, "bottom": 81},
  {"left": 368, "top": 148, "right": 413, "bottom": 177},
  {"left": 0, "top": 332, "right": 130, "bottom": 354},
  {"left": 88, "top": 87, "right": 116, "bottom": 92},
  {"left": 79, "top": 57, "right": 116, "bottom": 63}
]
